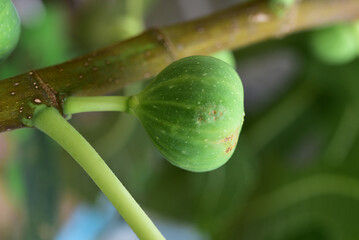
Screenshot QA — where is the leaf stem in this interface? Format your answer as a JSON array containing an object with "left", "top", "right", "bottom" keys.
[
  {"left": 26, "top": 106, "right": 164, "bottom": 240},
  {"left": 64, "top": 96, "right": 131, "bottom": 115}
]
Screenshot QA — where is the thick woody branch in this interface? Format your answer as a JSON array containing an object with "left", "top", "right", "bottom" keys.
[{"left": 1, "top": 0, "right": 359, "bottom": 132}]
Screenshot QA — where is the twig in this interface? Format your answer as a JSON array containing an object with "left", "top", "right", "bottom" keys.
[{"left": 1, "top": 0, "right": 359, "bottom": 132}]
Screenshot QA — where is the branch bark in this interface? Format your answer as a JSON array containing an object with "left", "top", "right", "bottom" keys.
[{"left": 1, "top": 0, "right": 359, "bottom": 132}]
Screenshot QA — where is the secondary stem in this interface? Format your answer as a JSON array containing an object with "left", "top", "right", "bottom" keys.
[
  {"left": 64, "top": 96, "right": 131, "bottom": 115},
  {"left": 28, "top": 106, "right": 164, "bottom": 240}
]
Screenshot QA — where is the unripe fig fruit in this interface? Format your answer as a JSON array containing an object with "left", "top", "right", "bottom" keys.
[
  {"left": 310, "top": 24, "right": 359, "bottom": 65},
  {"left": 129, "top": 56, "right": 245, "bottom": 172},
  {"left": 0, "top": 0, "right": 20, "bottom": 60}
]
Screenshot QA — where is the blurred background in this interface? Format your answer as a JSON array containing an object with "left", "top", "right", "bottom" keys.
[{"left": 1, "top": 0, "right": 359, "bottom": 239}]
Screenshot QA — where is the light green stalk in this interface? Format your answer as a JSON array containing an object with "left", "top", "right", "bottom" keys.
[
  {"left": 64, "top": 96, "right": 131, "bottom": 115},
  {"left": 24, "top": 106, "right": 164, "bottom": 240}
]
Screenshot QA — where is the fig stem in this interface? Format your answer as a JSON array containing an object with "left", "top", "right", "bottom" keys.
[
  {"left": 64, "top": 96, "right": 131, "bottom": 115},
  {"left": 26, "top": 106, "right": 165, "bottom": 240}
]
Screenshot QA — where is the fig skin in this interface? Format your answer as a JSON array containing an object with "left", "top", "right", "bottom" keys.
[
  {"left": 129, "top": 55, "right": 244, "bottom": 172},
  {"left": 310, "top": 24, "right": 359, "bottom": 65},
  {"left": 0, "top": 0, "right": 20, "bottom": 60}
]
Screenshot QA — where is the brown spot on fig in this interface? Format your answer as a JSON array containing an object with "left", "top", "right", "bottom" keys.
[{"left": 220, "top": 127, "right": 240, "bottom": 154}]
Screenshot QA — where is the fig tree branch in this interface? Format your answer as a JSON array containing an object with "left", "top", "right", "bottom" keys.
[{"left": 1, "top": 0, "right": 359, "bottom": 132}]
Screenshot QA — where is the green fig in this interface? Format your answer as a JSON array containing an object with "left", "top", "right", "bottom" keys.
[
  {"left": 310, "top": 23, "right": 359, "bottom": 65},
  {"left": 0, "top": 0, "right": 20, "bottom": 61},
  {"left": 211, "top": 50, "right": 236, "bottom": 67},
  {"left": 129, "top": 55, "right": 245, "bottom": 172},
  {"left": 269, "top": 0, "right": 296, "bottom": 16}
]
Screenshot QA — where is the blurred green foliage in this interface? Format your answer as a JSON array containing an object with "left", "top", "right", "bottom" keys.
[{"left": 1, "top": 1, "right": 359, "bottom": 240}]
